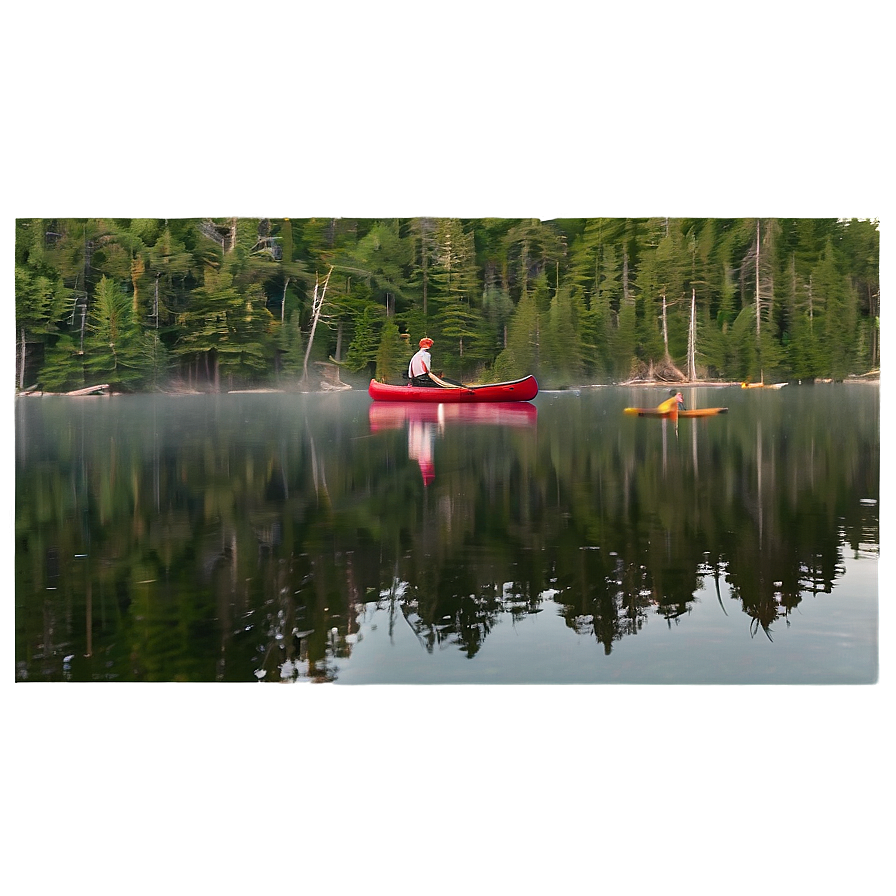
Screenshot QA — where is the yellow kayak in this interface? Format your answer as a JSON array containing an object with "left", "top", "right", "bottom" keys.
[{"left": 623, "top": 406, "right": 728, "bottom": 418}]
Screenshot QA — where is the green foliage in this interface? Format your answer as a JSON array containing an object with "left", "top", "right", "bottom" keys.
[
  {"left": 278, "top": 310, "right": 306, "bottom": 376},
  {"left": 351, "top": 219, "right": 412, "bottom": 301},
  {"left": 613, "top": 301, "right": 638, "bottom": 378},
  {"left": 13, "top": 217, "right": 880, "bottom": 390},
  {"left": 140, "top": 331, "right": 170, "bottom": 390},
  {"left": 813, "top": 240, "right": 858, "bottom": 380},
  {"left": 493, "top": 284, "right": 540, "bottom": 381},
  {"left": 375, "top": 319, "right": 404, "bottom": 382},
  {"left": 84, "top": 276, "right": 147, "bottom": 388},
  {"left": 344, "top": 304, "right": 384, "bottom": 374},
  {"left": 729, "top": 307, "right": 760, "bottom": 381},
  {"left": 173, "top": 268, "right": 274, "bottom": 386},
  {"left": 40, "top": 334, "right": 85, "bottom": 391},
  {"left": 541, "top": 284, "right": 584, "bottom": 387}
]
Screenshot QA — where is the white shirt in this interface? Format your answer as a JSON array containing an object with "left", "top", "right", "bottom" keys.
[{"left": 408, "top": 348, "right": 431, "bottom": 378}]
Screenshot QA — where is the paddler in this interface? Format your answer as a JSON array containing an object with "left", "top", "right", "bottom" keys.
[
  {"left": 408, "top": 337, "right": 438, "bottom": 387},
  {"left": 657, "top": 390, "right": 685, "bottom": 413}
]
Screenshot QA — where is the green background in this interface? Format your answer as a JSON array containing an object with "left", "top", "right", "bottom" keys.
[{"left": 0, "top": 0, "right": 896, "bottom": 896}]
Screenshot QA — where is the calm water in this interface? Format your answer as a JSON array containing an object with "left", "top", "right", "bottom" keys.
[{"left": 14, "top": 383, "right": 879, "bottom": 683}]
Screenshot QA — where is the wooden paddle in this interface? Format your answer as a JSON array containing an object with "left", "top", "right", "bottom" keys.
[{"left": 428, "top": 372, "right": 475, "bottom": 393}]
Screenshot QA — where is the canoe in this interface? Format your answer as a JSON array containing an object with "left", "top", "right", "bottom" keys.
[
  {"left": 369, "top": 375, "right": 538, "bottom": 403},
  {"left": 624, "top": 406, "right": 728, "bottom": 418}
]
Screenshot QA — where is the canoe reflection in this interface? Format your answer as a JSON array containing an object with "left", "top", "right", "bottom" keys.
[{"left": 369, "top": 401, "right": 538, "bottom": 485}]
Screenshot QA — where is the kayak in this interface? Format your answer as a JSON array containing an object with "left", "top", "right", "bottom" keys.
[
  {"left": 369, "top": 375, "right": 538, "bottom": 403},
  {"left": 624, "top": 406, "right": 728, "bottom": 418}
]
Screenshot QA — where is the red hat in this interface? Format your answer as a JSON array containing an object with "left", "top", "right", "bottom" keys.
[{"left": 419, "top": 337, "right": 433, "bottom": 348}]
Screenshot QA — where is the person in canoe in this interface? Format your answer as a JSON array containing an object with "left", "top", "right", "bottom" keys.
[
  {"left": 657, "top": 390, "right": 685, "bottom": 413},
  {"left": 408, "top": 337, "right": 439, "bottom": 387}
]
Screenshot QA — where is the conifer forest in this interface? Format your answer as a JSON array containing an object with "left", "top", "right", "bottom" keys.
[{"left": 14, "top": 217, "right": 880, "bottom": 393}]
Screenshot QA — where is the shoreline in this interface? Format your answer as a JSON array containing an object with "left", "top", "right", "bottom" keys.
[{"left": 14, "top": 377, "right": 881, "bottom": 398}]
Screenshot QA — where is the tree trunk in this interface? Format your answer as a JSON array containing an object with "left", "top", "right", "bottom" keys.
[
  {"left": 302, "top": 266, "right": 334, "bottom": 383},
  {"left": 19, "top": 328, "right": 25, "bottom": 391},
  {"left": 131, "top": 255, "right": 144, "bottom": 314},
  {"left": 623, "top": 248, "right": 630, "bottom": 302},
  {"left": 422, "top": 220, "right": 429, "bottom": 317},
  {"left": 687, "top": 288, "right": 697, "bottom": 381},
  {"left": 661, "top": 294, "right": 669, "bottom": 355},
  {"left": 281, "top": 276, "right": 289, "bottom": 324},
  {"left": 870, "top": 284, "right": 878, "bottom": 368},
  {"left": 755, "top": 218, "right": 761, "bottom": 340}
]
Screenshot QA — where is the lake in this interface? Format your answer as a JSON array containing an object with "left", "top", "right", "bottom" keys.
[{"left": 14, "top": 382, "right": 879, "bottom": 684}]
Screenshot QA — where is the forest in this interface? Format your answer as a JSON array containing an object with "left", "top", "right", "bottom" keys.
[{"left": 14, "top": 217, "right": 881, "bottom": 392}]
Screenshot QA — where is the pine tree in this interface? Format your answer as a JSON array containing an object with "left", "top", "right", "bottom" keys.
[
  {"left": 39, "top": 334, "right": 84, "bottom": 391},
  {"left": 345, "top": 305, "right": 383, "bottom": 375},
  {"left": 352, "top": 220, "right": 412, "bottom": 304},
  {"left": 15, "top": 220, "right": 70, "bottom": 388},
  {"left": 613, "top": 300, "right": 638, "bottom": 379},
  {"left": 502, "top": 219, "right": 567, "bottom": 301},
  {"left": 173, "top": 268, "right": 273, "bottom": 389},
  {"left": 492, "top": 283, "right": 539, "bottom": 381},
  {"left": 542, "top": 283, "right": 584, "bottom": 386},
  {"left": 481, "top": 285, "right": 515, "bottom": 356},
  {"left": 375, "top": 318, "right": 404, "bottom": 382},
  {"left": 84, "top": 276, "right": 147, "bottom": 389},
  {"left": 278, "top": 310, "right": 306, "bottom": 377},
  {"left": 814, "top": 239, "right": 857, "bottom": 379}
]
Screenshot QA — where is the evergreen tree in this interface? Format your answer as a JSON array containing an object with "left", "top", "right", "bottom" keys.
[
  {"left": 613, "top": 300, "right": 639, "bottom": 379},
  {"left": 542, "top": 283, "right": 584, "bottom": 386},
  {"left": 278, "top": 310, "right": 306, "bottom": 378},
  {"left": 729, "top": 306, "right": 759, "bottom": 381},
  {"left": 502, "top": 219, "right": 567, "bottom": 300},
  {"left": 481, "top": 285, "right": 515, "bottom": 356},
  {"left": 40, "top": 334, "right": 85, "bottom": 392},
  {"left": 351, "top": 219, "right": 412, "bottom": 307},
  {"left": 173, "top": 267, "right": 273, "bottom": 389},
  {"left": 814, "top": 239, "right": 858, "bottom": 379},
  {"left": 492, "top": 283, "right": 539, "bottom": 381},
  {"left": 430, "top": 219, "right": 479, "bottom": 309},
  {"left": 83, "top": 276, "right": 147, "bottom": 389},
  {"left": 139, "top": 330, "right": 170, "bottom": 390},
  {"left": 375, "top": 318, "right": 404, "bottom": 382},
  {"left": 406, "top": 217, "right": 438, "bottom": 320},
  {"left": 345, "top": 304, "right": 383, "bottom": 375},
  {"left": 15, "top": 220, "right": 70, "bottom": 388}
]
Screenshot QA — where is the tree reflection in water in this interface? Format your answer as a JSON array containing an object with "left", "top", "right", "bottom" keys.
[{"left": 14, "top": 385, "right": 878, "bottom": 682}]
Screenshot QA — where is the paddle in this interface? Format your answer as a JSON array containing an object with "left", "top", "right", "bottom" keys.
[
  {"left": 433, "top": 373, "right": 465, "bottom": 387},
  {"left": 428, "top": 372, "right": 474, "bottom": 393}
]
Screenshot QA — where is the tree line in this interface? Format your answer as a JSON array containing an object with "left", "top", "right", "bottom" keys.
[{"left": 14, "top": 217, "right": 880, "bottom": 392}]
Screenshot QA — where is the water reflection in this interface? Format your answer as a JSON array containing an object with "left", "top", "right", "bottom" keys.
[
  {"left": 14, "top": 385, "right": 878, "bottom": 683},
  {"left": 368, "top": 402, "right": 538, "bottom": 486}
]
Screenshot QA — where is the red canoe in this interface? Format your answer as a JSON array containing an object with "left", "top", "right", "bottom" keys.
[{"left": 369, "top": 375, "right": 538, "bottom": 403}]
